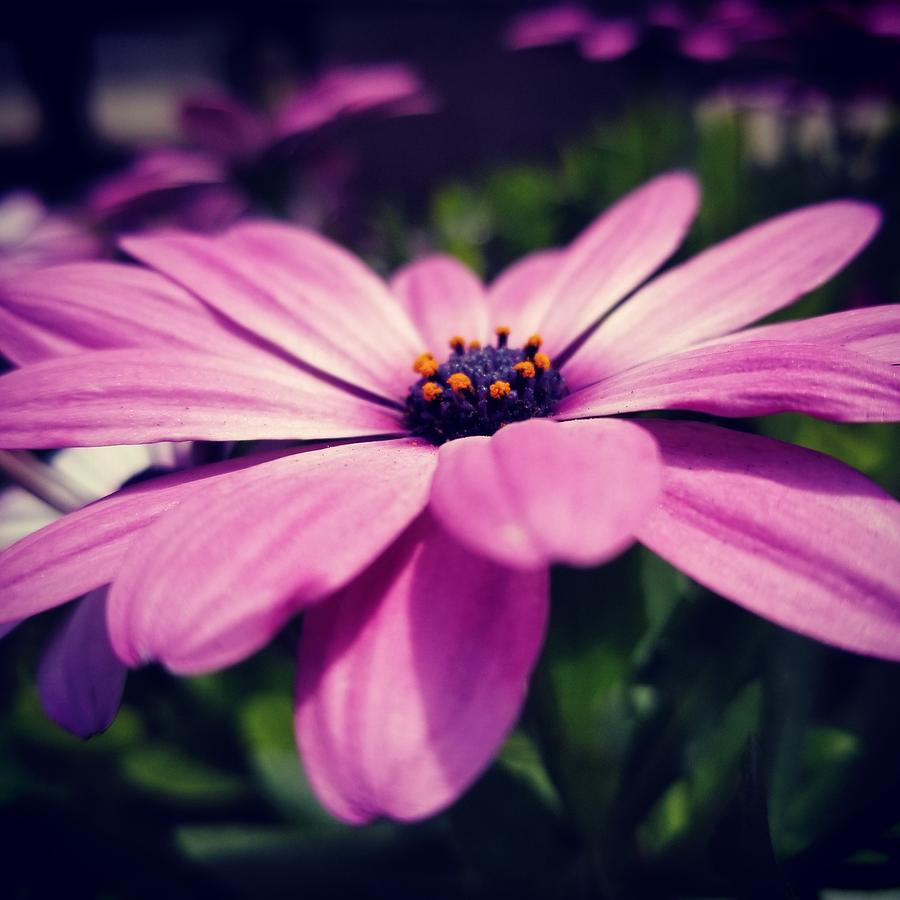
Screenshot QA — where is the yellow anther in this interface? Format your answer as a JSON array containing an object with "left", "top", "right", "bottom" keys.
[
  {"left": 489, "top": 380, "right": 511, "bottom": 399},
  {"left": 513, "top": 361, "right": 536, "bottom": 379},
  {"left": 533, "top": 352, "right": 551, "bottom": 371},
  {"left": 413, "top": 353, "right": 438, "bottom": 377},
  {"left": 526, "top": 333, "right": 543, "bottom": 349},
  {"left": 421, "top": 382, "right": 443, "bottom": 401},
  {"left": 468, "top": 340, "right": 482, "bottom": 350},
  {"left": 495, "top": 325, "right": 511, "bottom": 337},
  {"left": 449, "top": 335, "right": 466, "bottom": 352},
  {"left": 448, "top": 372, "right": 473, "bottom": 392}
]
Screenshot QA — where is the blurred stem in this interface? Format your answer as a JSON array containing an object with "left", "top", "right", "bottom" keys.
[{"left": 0, "top": 449, "right": 92, "bottom": 512}]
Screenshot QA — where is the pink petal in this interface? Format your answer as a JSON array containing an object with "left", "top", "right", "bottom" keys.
[
  {"left": 0, "top": 450, "right": 293, "bottom": 621},
  {"left": 122, "top": 222, "right": 421, "bottom": 401},
  {"left": 679, "top": 24, "right": 735, "bottom": 60},
  {"left": 579, "top": 18, "right": 640, "bottom": 60},
  {"left": 0, "top": 262, "right": 261, "bottom": 365},
  {"left": 527, "top": 172, "right": 700, "bottom": 359},
  {"left": 0, "top": 349, "right": 401, "bottom": 448},
  {"left": 108, "top": 439, "right": 437, "bottom": 674},
  {"left": 558, "top": 340, "right": 900, "bottom": 423},
  {"left": 487, "top": 248, "right": 564, "bottom": 335},
  {"left": 504, "top": 4, "right": 594, "bottom": 49},
  {"left": 566, "top": 201, "right": 882, "bottom": 385},
  {"left": 179, "top": 92, "right": 269, "bottom": 160},
  {"left": 635, "top": 420, "right": 900, "bottom": 660},
  {"left": 709, "top": 305, "right": 900, "bottom": 364},
  {"left": 429, "top": 418, "right": 662, "bottom": 570},
  {"left": 390, "top": 255, "right": 489, "bottom": 352},
  {"left": 37, "top": 588, "right": 126, "bottom": 738},
  {"left": 295, "top": 514, "right": 549, "bottom": 824},
  {"left": 88, "top": 149, "right": 228, "bottom": 218},
  {"left": 274, "top": 64, "right": 431, "bottom": 139}
]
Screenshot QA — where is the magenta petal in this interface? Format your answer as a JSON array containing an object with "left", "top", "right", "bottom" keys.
[
  {"left": 295, "top": 514, "right": 549, "bottom": 823},
  {"left": 0, "top": 349, "right": 401, "bottom": 448},
  {"left": 37, "top": 588, "right": 126, "bottom": 738},
  {"left": 635, "top": 420, "right": 900, "bottom": 660},
  {"left": 274, "top": 64, "right": 430, "bottom": 139},
  {"left": 558, "top": 340, "right": 900, "bottom": 423},
  {"left": 713, "top": 305, "right": 900, "bottom": 364},
  {"left": 390, "top": 255, "right": 489, "bottom": 351},
  {"left": 121, "top": 221, "right": 421, "bottom": 400},
  {"left": 504, "top": 4, "right": 594, "bottom": 49},
  {"left": 0, "top": 262, "right": 261, "bottom": 365},
  {"left": 0, "top": 451, "right": 294, "bottom": 621},
  {"left": 107, "top": 440, "right": 437, "bottom": 674},
  {"left": 533, "top": 172, "right": 700, "bottom": 359},
  {"left": 429, "top": 418, "right": 662, "bottom": 570},
  {"left": 567, "top": 200, "right": 882, "bottom": 384},
  {"left": 487, "top": 249, "right": 563, "bottom": 335},
  {"left": 579, "top": 18, "right": 640, "bottom": 59}
]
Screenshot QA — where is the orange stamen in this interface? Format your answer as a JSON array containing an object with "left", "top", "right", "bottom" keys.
[
  {"left": 526, "top": 333, "right": 543, "bottom": 349},
  {"left": 468, "top": 340, "right": 482, "bottom": 350},
  {"left": 421, "top": 382, "right": 443, "bottom": 401},
  {"left": 489, "top": 380, "right": 511, "bottom": 399},
  {"left": 413, "top": 353, "right": 438, "bottom": 377},
  {"left": 449, "top": 335, "right": 466, "bottom": 353},
  {"left": 513, "top": 361, "right": 536, "bottom": 379},
  {"left": 533, "top": 352, "right": 551, "bottom": 371},
  {"left": 448, "top": 372, "right": 473, "bottom": 392}
]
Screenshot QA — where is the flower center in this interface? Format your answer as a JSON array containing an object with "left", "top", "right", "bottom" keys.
[{"left": 404, "top": 327, "right": 568, "bottom": 444}]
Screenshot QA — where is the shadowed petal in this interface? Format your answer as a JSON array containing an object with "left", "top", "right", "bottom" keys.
[
  {"left": 0, "top": 349, "right": 401, "bottom": 448},
  {"left": 635, "top": 420, "right": 900, "bottom": 660},
  {"left": 488, "top": 249, "right": 563, "bottom": 335},
  {"left": 0, "top": 450, "right": 295, "bottom": 621},
  {"left": 505, "top": 5, "right": 594, "bottom": 48},
  {"left": 705, "top": 305, "right": 900, "bottom": 364},
  {"left": 179, "top": 92, "right": 269, "bottom": 159},
  {"left": 122, "top": 222, "right": 421, "bottom": 400},
  {"left": 532, "top": 172, "right": 700, "bottom": 357},
  {"left": 0, "top": 262, "right": 266, "bottom": 365},
  {"left": 390, "top": 255, "right": 489, "bottom": 351},
  {"left": 429, "top": 418, "right": 662, "bottom": 569},
  {"left": 37, "top": 588, "right": 126, "bottom": 738},
  {"left": 108, "top": 440, "right": 437, "bottom": 674},
  {"left": 295, "top": 514, "right": 549, "bottom": 824},
  {"left": 558, "top": 341, "right": 900, "bottom": 423},
  {"left": 566, "top": 200, "right": 882, "bottom": 385}
]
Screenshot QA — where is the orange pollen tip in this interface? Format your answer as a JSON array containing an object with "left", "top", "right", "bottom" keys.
[
  {"left": 495, "top": 325, "right": 511, "bottom": 337},
  {"left": 449, "top": 335, "right": 466, "bottom": 349},
  {"left": 468, "top": 340, "right": 481, "bottom": 350},
  {"left": 533, "top": 352, "right": 551, "bottom": 370},
  {"left": 513, "top": 361, "right": 536, "bottom": 378},
  {"left": 413, "top": 353, "right": 438, "bottom": 376},
  {"left": 448, "top": 372, "right": 473, "bottom": 392},
  {"left": 421, "top": 382, "right": 443, "bottom": 401},
  {"left": 526, "top": 333, "right": 543, "bottom": 348},
  {"left": 489, "top": 380, "right": 511, "bottom": 399}
]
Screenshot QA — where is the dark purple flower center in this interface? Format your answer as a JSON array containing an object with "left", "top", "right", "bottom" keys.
[{"left": 404, "top": 327, "right": 568, "bottom": 445}]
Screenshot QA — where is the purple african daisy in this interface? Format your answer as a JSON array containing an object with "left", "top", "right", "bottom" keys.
[
  {"left": 87, "top": 63, "right": 435, "bottom": 232},
  {"left": 1, "top": 172, "right": 899, "bottom": 823}
]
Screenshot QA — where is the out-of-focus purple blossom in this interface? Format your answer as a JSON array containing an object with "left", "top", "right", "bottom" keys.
[
  {"left": 0, "top": 192, "right": 101, "bottom": 280},
  {"left": 504, "top": 1, "right": 785, "bottom": 63},
  {"left": 859, "top": 1, "right": 900, "bottom": 38},
  {"left": 88, "top": 63, "right": 435, "bottom": 234}
]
